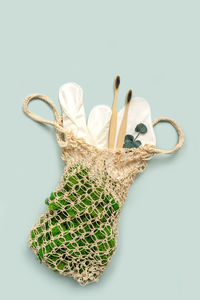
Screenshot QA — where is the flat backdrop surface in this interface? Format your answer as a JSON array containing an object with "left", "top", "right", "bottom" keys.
[{"left": 0, "top": 1, "right": 199, "bottom": 299}]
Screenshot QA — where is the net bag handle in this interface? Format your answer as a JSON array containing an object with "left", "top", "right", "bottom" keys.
[
  {"left": 23, "top": 94, "right": 65, "bottom": 133},
  {"left": 152, "top": 117, "right": 184, "bottom": 154}
]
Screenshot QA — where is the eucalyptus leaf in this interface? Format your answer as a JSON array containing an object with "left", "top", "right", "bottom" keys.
[
  {"left": 132, "top": 140, "right": 142, "bottom": 148},
  {"left": 123, "top": 140, "right": 134, "bottom": 148},
  {"left": 124, "top": 134, "right": 134, "bottom": 142},
  {"left": 135, "top": 123, "right": 147, "bottom": 134}
]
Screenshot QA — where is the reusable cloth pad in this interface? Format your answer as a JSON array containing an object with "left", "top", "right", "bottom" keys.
[
  {"left": 59, "top": 83, "right": 156, "bottom": 149},
  {"left": 23, "top": 87, "right": 184, "bottom": 285}
]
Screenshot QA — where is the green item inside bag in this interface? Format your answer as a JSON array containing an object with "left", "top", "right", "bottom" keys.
[{"left": 30, "top": 164, "right": 120, "bottom": 282}]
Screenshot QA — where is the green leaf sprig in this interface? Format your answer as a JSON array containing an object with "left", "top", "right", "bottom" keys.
[{"left": 123, "top": 123, "right": 147, "bottom": 149}]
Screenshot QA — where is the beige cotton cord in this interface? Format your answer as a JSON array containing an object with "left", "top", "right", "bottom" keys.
[
  {"left": 23, "top": 94, "right": 64, "bottom": 132},
  {"left": 152, "top": 117, "right": 184, "bottom": 154}
]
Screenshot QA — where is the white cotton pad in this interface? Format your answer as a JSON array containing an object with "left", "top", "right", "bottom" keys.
[
  {"left": 87, "top": 105, "right": 112, "bottom": 148},
  {"left": 115, "top": 97, "right": 156, "bottom": 148},
  {"left": 59, "top": 82, "right": 95, "bottom": 145}
]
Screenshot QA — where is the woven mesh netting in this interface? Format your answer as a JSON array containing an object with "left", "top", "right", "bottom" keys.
[{"left": 29, "top": 132, "right": 155, "bottom": 285}]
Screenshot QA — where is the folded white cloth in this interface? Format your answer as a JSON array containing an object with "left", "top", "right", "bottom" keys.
[
  {"left": 87, "top": 105, "right": 112, "bottom": 148},
  {"left": 59, "top": 82, "right": 95, "bottom": 145}
]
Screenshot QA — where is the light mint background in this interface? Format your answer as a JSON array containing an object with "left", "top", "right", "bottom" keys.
[{"left": 0, "top": 0, "right": 199, "bottom": 299}]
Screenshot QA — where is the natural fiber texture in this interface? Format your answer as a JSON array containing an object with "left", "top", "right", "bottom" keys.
[
  {"left": 152, "top": 117, "right": 184, "bottom": 154},
  {"left": 29, "top": 131, "right": 155, "bottom": 285},
  {"left": 23, "top": 94, "right": 184, "bottom": 285}
]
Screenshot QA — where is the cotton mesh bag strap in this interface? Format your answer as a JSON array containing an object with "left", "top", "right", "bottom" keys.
[
  {"left": 23, "top": 94, "right": 64, "bottom": 131},
  {"left": 152, "top": 117, "right": 184, "bottom": 154}
]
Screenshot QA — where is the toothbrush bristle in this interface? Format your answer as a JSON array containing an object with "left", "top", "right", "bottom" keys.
[
  {"left": 115, "top": 76, "right": 120, "bottom": 90},
  {"left": 126, "top": 90, "right": 132, "bottom": 103}
]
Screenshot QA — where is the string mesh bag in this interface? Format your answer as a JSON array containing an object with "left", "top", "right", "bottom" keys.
[{"left": 23, "top": 94, "right": 184, "bottom": 285}]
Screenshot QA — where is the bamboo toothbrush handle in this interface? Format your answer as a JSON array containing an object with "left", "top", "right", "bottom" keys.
[
  {"left": 108, "top": 75, "right": 120, "bottom": 149},
  {"left": 116, "top": 109, "right": 128, "bottom": 148},
  {"left": 116, "top": 91, "right": 132, "bottom": 149},
  {"left": 108, "top": 110, "right": 117, "bottom": 149}
]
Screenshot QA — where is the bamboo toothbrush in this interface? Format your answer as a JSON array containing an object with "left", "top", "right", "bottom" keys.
[
  {"left": 108, "top": 75, "right": 120, "bottom": 149},
  {"left": 116, "top": 89, "right": 133, "bottom": 148}
]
